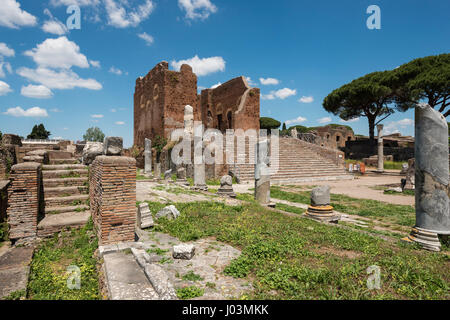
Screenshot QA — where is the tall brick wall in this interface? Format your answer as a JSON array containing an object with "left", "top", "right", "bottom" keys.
[
  {"left": 6, "top": 162, "right": 42, "bottom": 241},
  {"left": 90, "top": 156, "right": 136, "bottom": 245}
]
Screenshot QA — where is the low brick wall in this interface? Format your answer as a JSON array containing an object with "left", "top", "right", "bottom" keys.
[
  {"left": 90, "top": 156, "right": 136, "bottom": 245},
  {"left": 6, "top": 162, "right": 42, "bottom": 241}
]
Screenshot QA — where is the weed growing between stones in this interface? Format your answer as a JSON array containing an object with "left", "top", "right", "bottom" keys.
[
  {"left": 182, "top": 271, "right": 204, "bottom": 282},
  {"left": 177, "top": 286, "right": 205, "bottom": 300}
]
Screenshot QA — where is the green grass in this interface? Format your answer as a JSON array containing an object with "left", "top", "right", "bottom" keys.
[
  {"left": 182, "top": 271, "right": 204, "bottom": 282},
  {"left": 383, "top": 161, "right": 404, "bottom": 170},
  {"left": 384, "top": 189, "right": 415, "bottom": 196},
  {"left": 147, "top": 247, "right": 169, "bottom": 256},
  {"left": 147, "top": 200, "right": 449, "bottom": 300},
  {"left": 176, "top": 286, "right": 205, "bottom": 300},
  {"left": 275, "top": 203, "right": 306, "bottom": 215},
  {"left": 27, "top": 219, "right": 100, "bottom": 300},
  {"left": 2, "top": 289, "right": 26, "bottom": 300},
  {"left": 270, "top": 186, "right": 415, "bottom": 227}
]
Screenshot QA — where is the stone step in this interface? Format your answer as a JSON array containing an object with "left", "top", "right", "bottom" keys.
[
  {"left": 49, "top": 159, "right": 80, "bottom": 165},
  {"left": 45, "top": 194, "right": 89, "bottom": 207},
  {"left": 43, "top": 177, "right": 88, "bottom": 188},
  {"left": 44, "top": 186, "right": 88, "bottom": 198},
  {"left": 37, "top": 211, "right": 91, "bottom": 238},
  {"left": 45, "top": 204, "right": 90, "bottom": 215},
  {"left": 42, "top": 169, "right": 88, "bottom": 179},
  {"left": 42, "top": 164, "right": 87, "bottom": 171}
]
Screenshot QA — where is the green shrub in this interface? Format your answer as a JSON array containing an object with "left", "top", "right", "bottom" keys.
[{"left": 176, "top": 286, "right": 204, "bottom": 300}]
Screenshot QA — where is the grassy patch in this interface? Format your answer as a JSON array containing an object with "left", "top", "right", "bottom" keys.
[
  {"left": 206, "top": 179, "right": 221, "bottom": 186},
  {"left": 147, "top": 247, "right": 168, "bottom": 256},
  {"left": 149, "top": 200, "right": 449, "bottom": 300},
  {"left": 270, "top": 186, "right": 415, "bottom": 227},
  {"left": 384, "top": 189, "right": 415, "bottom": 196},
  {"left": 275, "top": 203, "right": 306, "bottom": 215},
  {"left": 182, "top": 271, "right": 204, "bottom": 282},
  {"left": 2, "top": 289, "right": 26, "bottom": 300},
  {"left": 27, "top": 219, "right": 100, "bottom": 300},
  {"left": 176, "top": 286, "right": 205, "bottom": 300}
]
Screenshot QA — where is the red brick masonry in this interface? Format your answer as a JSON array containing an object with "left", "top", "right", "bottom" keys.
[
  {"left": 7, "top": 162, "right": 41, "bottom": 241},
  {"left": 90, "top": 156, "right": 136, "bottom": 245}
]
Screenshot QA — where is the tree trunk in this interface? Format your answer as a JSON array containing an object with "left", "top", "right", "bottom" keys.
[{"left": 368, "top": 117, "right": 376, "bottom": 140}]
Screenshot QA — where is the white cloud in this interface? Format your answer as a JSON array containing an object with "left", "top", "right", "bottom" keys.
[
  {"left": 110, "top": 108, "right": 117, "bottom": 112},
  {"left": 0, "top": 81, "right": 13, "bottom": 95},
  {"left": 245, "top": 77, "right": 255, "bottom": 86},
  {"left": 0, "top": 43, "right": 15, "bottom": 57},
  {"left": 17, "top": 67, "right": 102, "bottom": 90},
  {"left": 171, "top": 55, "right": 225, "bottom": 76},
  {"left": 3, "top": 106, "right": 48, "bottom": 117},
  {"left": 0, "top": 0, "right": 37, "bottom": 29},
  {"left": 50, "top": 108, "right": 61, "bottom": 112},
  {"left": 24, "top": 36, "right": 89, "bottom": 69},
  {"left": 105, "top": 0, "right": 154, "bottom": 28},
  {"left": 50, "top": 0, "right": 100, "bottom": 6},
  {"left": 318, "top": 117, "right": 332, "bottom": 124},
  {"left": 340, "top": 117, "right": 360, "bottom": 123},
  {"left": 91, "top": 114, "right": 104, "bottom": 118},
  {"left": 211, "top": 82, "right": 221, "bottom": 89},
  {"left": 115, "top": 121, "right": 125, "bottom": 125},
  {"left": 261, "top": 93, "right": 275, "bottom": 100},
  {"left": 384, "top": 118, "right": 414, "bottom": 135},
  {"left": 109, "top": 66, "right": 123, "bottom": 75},
  {"left": 262, "top": 88, "right": 296, "bottom": 100},
  {"left": 285, "top": 116, "right": 307, "bottom": 126},
  {"left": 0, "top": 62, "right": 13, "bottom": 78},
  {"left": 89, "top": 60, "right": 101, "bottom": 68},
  {"left": 21, "top": 84, "right": 53, "bottom": 99},
  {"left": 178, "top": 0, "right": 217, "bottom": 20},
  {"left": 138, "top": 32, "right": 154, "bottom": 46},
  {"left": 298, "top": 96, "right": 314, "bottom": 103},
  {"left": 259, "top": 77, "right": 279, "bottom": 85},
  {"left": 42, "top": 19, "right": 68, "bottom": 35}
]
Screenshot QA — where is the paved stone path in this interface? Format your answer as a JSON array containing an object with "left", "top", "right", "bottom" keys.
[{"left": 0, "top": 246, "right": 34, "bottom": 299}]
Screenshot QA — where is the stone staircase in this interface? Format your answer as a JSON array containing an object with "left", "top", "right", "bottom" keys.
[
  {"left": 234, "top": 137, "right": 352, "bottom": 184},
  {"left": 37, "top": 162, "right": 91, "bottom": 237}
]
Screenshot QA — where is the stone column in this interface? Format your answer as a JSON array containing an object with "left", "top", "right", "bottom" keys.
[
  {"left": 254, "top": 139, "right": 271, "bottom": 205},
  {"left": 154, "top": 163, "right": 161, "bottom": 180},
  {"left": 144, "top": 138, "right": 152, "bottom": 175},
  {"left": 193, "top": 158, "right": 208, "bottom": 191},
  {"left": 405, "top": 104, "right": 450, "bottom": 251},
  {"left": 377, "top": 124, "right": 384, "bottom": 173}
]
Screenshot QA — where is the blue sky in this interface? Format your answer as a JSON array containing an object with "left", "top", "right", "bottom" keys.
[{"left": 0, "top": 0, "right": 449, "bottom": 147}]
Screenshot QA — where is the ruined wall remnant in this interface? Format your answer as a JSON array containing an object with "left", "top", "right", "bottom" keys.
[
  {"left": 90, "top": 156, "right": 136, "bottom": 245},
  {"left": 134, "top": 62, "right": 199, "bottom": 147},
  {"left": 134, "top": 62, "right": 260, "bottom": 149},
  {"left": 6, "top": 162, "right": 42, "bottom": 242}
]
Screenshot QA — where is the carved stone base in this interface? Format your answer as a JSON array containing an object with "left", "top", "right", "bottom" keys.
[
  {"left": 402, "top": 227, "right": 441, "bottom": 252},
  {"left": 191, "top": 185, "right": 208, "bottom": 192},
  {"left": 216, "top": 186, "right": 236, "bottom": 198},
  {"left": 305, "top": 205, "right": 340, "bottom": 223}
]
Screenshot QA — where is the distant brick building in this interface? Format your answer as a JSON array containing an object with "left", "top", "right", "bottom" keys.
[
  {"left": 310, "top": 125, "right": 355, "bottom": 149},
  {"left": 133, "top": 61, "right": 260, "bottom": 147}
]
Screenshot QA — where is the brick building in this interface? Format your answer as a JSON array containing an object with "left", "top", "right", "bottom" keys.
[{"left": 133, "top": 61, "right": 260, "bottom": 148}]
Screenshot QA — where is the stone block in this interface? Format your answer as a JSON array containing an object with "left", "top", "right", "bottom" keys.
[
  {"left": 156, "top": 205, "right": 180, "bottom": 220},
  {"left": 172, "top": 243, "right": 195, "bottom": 260},
  {"left": 103, "top": 137, "right": 123, "bottom": 156},
  {"left": 311, "top": 186, "right": 331, "bottom": 206}
]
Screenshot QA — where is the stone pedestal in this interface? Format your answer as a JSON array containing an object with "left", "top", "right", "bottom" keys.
[
  {"left": 193, "top": 163, "right": 208, "bottom": 191},
  {"left": 377, "top": 124, "right": 384, "bottom": 173},
  {"left": 176, "top": 167, "right": 188, "bottom": 185},
  {"left": 144, "top": 138, "right": 152, "bottom": 175},
  {"left": 154, "top": 163, "right": 161, "bottom": 180},
  {"left": 137, "top": 203, "right": 154, "bottom": 229},
  {"left": 305, "top": 186, "right": 340, "bottom": 223},
  {"left": 403, "top": 104, "right": 450, "bottom": 252},
  {"left": 217, "top": 175, "right": 236, "bottom": 198},
  {"left": 255, "top": 139, "right": 271, "bottom": 205},
  {"left": 404, "top": 158, "right": 415, "bottom": 190}
]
